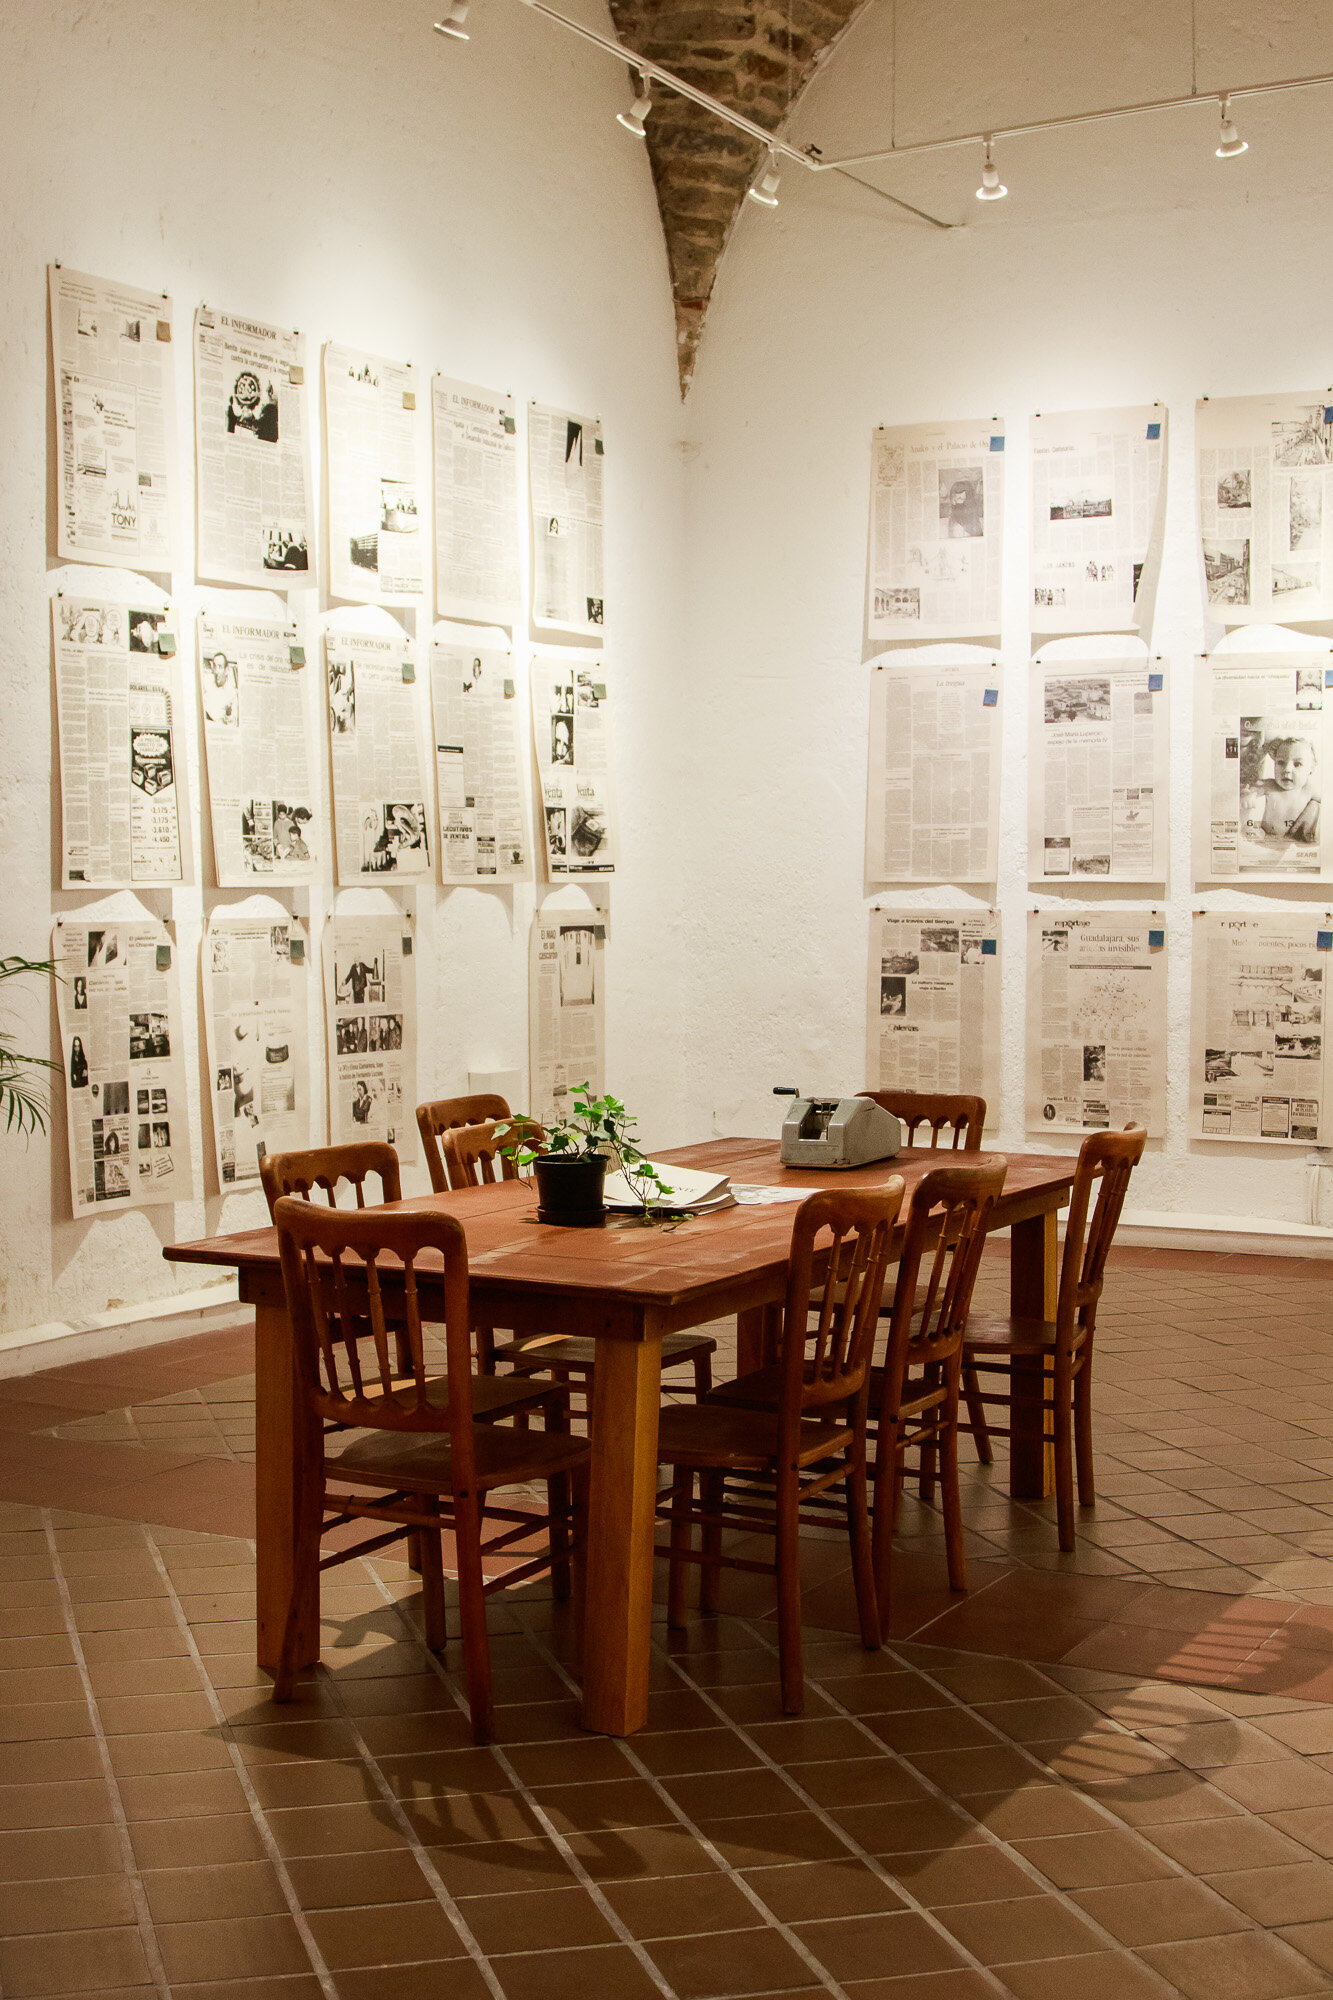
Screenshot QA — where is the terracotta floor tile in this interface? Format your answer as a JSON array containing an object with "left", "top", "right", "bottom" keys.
[
  {"left": 0, "top": 1872, "right": 137, "bottom": 1934},
  {"left": 263, "top": 1801, "right": 411, "bottom": 1858},
  {"left": 831, "top": 1798, "right": 982, "bottom": 1857},
  {"left": 740, "top": 1860, "right": 904, "bottom": 1924},
  {"left": 982, "top": 1952, "right": 1177, "bottom": 2000},
  {"left": 695, "top": 1810, "right": 855, "bottom": 1869},
  {"left": 966, "top": 1784, "right": 1110, "bottom": 1839},
  {"left": 428, "top": 1835, "right": 576, "bottom": 1898},
  {"left": 0, "top": 1922, "right": 152, "bottom": 1995},
  {"left": 161, "top": 1980, "right": 323, "bottom": 2000},
  {"left": 141, "top": 1860, "right": 289, "bottom": 1923},
  {"left": 1, "top": 1736, "right": 103, "bottom": 1784},
  {"left": 1145, "top": 1814, "right": 1311, "bottom": 1872},
  {"left": 648, "top": 1924, "right": 820, "bottom": 1996},
  {"left": 155, "top": 1913, "right": 314, "bottom": 1983},
  {"left": 1210, "top": 1761, "right": 1333, "bottom": 1812},
  {"left": 934, "top": 1894, "right": 1105, "bottom": 1964},
  {"left": 1071, "top": 1874, "right": 1253, "bottom": 1944},
  {"left": 561, "top": 1822, "right": 722, "bottom": 1881},
  {"left": 1010, "top": 1828, "right": 1177, "bottom": 1890},
  {"left": 885, "top": 1844, "right": 1041, "bottom": 1908},
  {"left": 1207, "top": 1860, "right": 1333, "bottom": 1925},
  {"left": 106, "top": 1728, "right": 234, "bottom": 1779},
  {"left": 1137, "top": 1930, "right": 1329, "bottom": 2000},
  {"left": 303, "top": 1898, "right": 466, "bottom": 1968},
  {"left": 330, "top": 1965, "right": 493, "bottom": 2000},
  {"left": 795, "top": 1908, "right": 969, "bottom": 1983},
  {"left": 461, "top": 1883, "right": 619, "bottom": 1952},
  {"left": 127, "top": 1813, "right": 268, "bottom": 1871}
]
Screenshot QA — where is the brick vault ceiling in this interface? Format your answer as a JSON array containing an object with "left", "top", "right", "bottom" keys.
[{"left": 606, "top": 0, "right": 867, "bottom": 395}]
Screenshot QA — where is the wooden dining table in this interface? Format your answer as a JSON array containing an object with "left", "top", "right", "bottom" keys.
[{"left": 164, "top": 1136, "right": 1076, "bottom": 1736}]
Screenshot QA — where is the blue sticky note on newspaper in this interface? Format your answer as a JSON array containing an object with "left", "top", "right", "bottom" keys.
[
  {"left": 1148, "top": 672, "right": 1163, "bottom": 691},
  {"left": 1325, "top": 407, "right": 1333, "bottom": 425},
  {"left": 981, "top": 938, "right": 997, "bottom": 956},
  {"left": 1326, "top": 669, "right": 1333, "bottom": 686},
  {"left": 1319, "top": 931, "right": 1333, "bottom": 951},
  {"left": 1149, "top": 929, "right": 1165, "bottom": 949},
  {"left": 990, "top": 435, "right": 1005, "bottom": 451},
  {"left": 983, "top": 688, "right": 998, "bottom": 706},
  {"left": 1147, "top": 422, "right": 1161, "bottom": 439}
]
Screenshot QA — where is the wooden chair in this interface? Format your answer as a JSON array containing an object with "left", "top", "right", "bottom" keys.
[
  {"left": 260, "top": 1141, "right": 557, "bottom": 1428},
  {"left": 656, "top": 1185, "right": 903, "bottom": 1713},
  {"left": 446, "top": 1120, "right": 718, "bottom": 1406},
  {"left": 859, "top": 1090, "right": 986, "bottom": 1152},
  {"left": 961, "top": 1125, "right": 1147, "bottom": 1551},
  {"left": 417, "top": 1094, "right": 512, "bottom": 1194},
  {"left": 272, "top": 1197, "right": 589, "bottom": 1741}
]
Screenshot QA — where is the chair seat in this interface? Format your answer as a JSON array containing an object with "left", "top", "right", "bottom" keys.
[
  {"left": 658, "top": 1400, "right": 852, "bottom": 1470},
  {"left": 962, "top": 1314, "right": 1060, "bottom": 1355},
  {"left": 353, "top": 1370, "right": 564, "bottom": 1421},
  {"left": 329, "top": 1423, "right": 590, "bottom": 1494},
  {"left": 496, "top": 1331, "right": 716, "bottom": 1375}
]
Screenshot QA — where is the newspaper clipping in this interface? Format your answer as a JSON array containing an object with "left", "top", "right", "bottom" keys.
[
  {"left": 868, "top": 420, "right": 1005, "bottom": 640},
  {"left": 203, "top": 915, "right": 310, "bottom": 1190},
  {"left": 865, "top": 910, "right": 1001, "bottom": 1106},
  {"left": 434, "top": 377, "right": 521, "bottom": 625},
  {"left": 326, "top": 628, "right": 432, "bottom": 883},
  {"left": 54, "top": 592, "right": 183, "bottom": 888},
  {"left": 195, "top": 307, "right": 313, "bottom": 587},
  {"left": 529, "top": 404, "right": 605, "bottom": 636},
  {"left": 1193, "top": 655, "right": 1329, "bottom": 883},
  {"left": 529, "top": 907, "right": 605, "bottom": 1126},
  {"left": 1027, "top": 913, "right": 1166, "bottom": 1136},
  {"left": 1031, "top": 406, "right": 1165, "bottom": 633},
  {"left": 1196, "top": 393, "right": 1333, "bottom": 623},
  {"left": 866, "top": 658, "right": 1001, "bottom": 883},
  {"left": 1191, "top": 911, "right": 1330, "bottom": 1143},
  {"left": 54, "top": 913, "right": 195, "bottom": 1214},
  {"left": 324, "top": 345, "right": 422, "bottom": 604},
  {"left": 531, "top": 651, "right": 617, "bottom": 878},
  {"left": 323, "top": 913, "right": 417, "bottom": 1149},
  {"left": 431, "top": 637, "right": 529, "bottom": 881},
  {"left": 50, "top": 265, "right": 175, "bottom": 570},
  {"left": 1030, "top": 655, "right": 1168, "bottom": 882},
  {"left": 199, "top": 609, "right": 320, "bottom": 886}
]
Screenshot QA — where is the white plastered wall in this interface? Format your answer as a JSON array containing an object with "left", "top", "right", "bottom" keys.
[
  {"left": 0, "top": 0, "right": 689, "bottom": 1337},
  {"left": 675, "top": 0, "right": 1333, "bottom": 1234}
]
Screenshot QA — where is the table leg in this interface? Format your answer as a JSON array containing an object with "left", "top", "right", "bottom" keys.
[
  {"left": 254, "top": 1302, "right": 320, "bottom": 1675},
  {"left": 736, "top": 1303, "right": 781, "bottom": 1375},
  {"left": 582, "top": 1333, "right": 662, "bottom": 1735},
  {"left": 1008, "top": 1211, "right": 1059, "bottom": 1500}
]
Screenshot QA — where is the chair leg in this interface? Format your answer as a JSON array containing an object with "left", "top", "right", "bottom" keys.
[
  {"left": 452, "top": 1487, "right": 495, "bottom": 1744},
  {"left": 667, "top": 1465, "right": 693, "bottom": 1630},
  {"left": 1074, "top": 1360, "right": 1096, "bottom": 1507},
  {"left": 700, "top": 1470, "right": 724, "bottom": 1615},
  {"left": 418, "top": 1513, "right": 448, "bottom": 1654},
  {"left": 845, "top": 1450, "right": 881, "bottom": 1653},
  {"left": 775, "top": 1467, "right": 804, "bottom": 1714},
  {"left": 940, "top": 1369, "right": 967, "bottom": 1594},
  {"left": 962, "top": 1359, "right": 993, "bottom": 1465},
  {"left": 692, "top": 1351, "right": 713, "bottom": 1401},
  {"left": 547, "top": 1471, "right": 572, "bottom": 1602},
  {"left": 1053, "top": 1373, "right": 1075, "bottom": 1553}
]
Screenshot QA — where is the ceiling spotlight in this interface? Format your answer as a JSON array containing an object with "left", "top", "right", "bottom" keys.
[
  {"left": 976, "top": 136, "right": 1007, "bottom": 200},
  {"left": 746, "top": 150, "right": 781, "bottom": 209},
  {"left": 1215, "top": 94, "right": 1248, "bottom": 157},
  {"left": 617, "top": 76, "right": 652, "bottom": 137},
  {"left": 433, "top": 3, "right": 469, "bottom": 40}
]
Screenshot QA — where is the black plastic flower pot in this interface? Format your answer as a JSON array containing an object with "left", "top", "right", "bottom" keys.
[{"left": 534, "top": 1152, "right": 607, "bottom": 1227}]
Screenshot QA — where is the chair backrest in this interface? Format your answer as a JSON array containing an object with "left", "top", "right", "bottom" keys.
[
  {"left": 259, "top": 1143, "right": 401, "bottom": 1220},
  {"left": 1056, "top": 1125, "right": 1147, "bottom": 1348},
  {"left": 442, "top": 1117, "right": 544, "bottom": 1192},
  {"left": 782, "top": 1185, "right": 904, "bottom": 1429},
  {"left": 879, "top": 1160, "right": 1006, "bottom": 1404},
  {"left": 859, "top": 1090, "right": 986, "bottom": 1152},
  {"left": 274, "top": 1197, "right": 476, "bottom": 1468},
  {"left": 416, "top": 1095, "right": 512, "bottom": 1193}
]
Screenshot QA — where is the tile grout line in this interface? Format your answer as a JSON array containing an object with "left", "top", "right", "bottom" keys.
[
  {"left": 352, "top": 1562, "right": 681, "bottom": 2000},
  {"left": 138, "top": 1526, "right": 342, "bottom": 2000},
  {"left": 41, "top": 1510, "right": 173, "bottom": 2000},
  {"left": 509, "top": 1607, "right": 857, "bottom": 2000}
]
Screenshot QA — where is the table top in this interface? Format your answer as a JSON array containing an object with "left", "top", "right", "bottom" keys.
[{"left": 165, "top": 1137, "right": 1076, "bottom": 1312}]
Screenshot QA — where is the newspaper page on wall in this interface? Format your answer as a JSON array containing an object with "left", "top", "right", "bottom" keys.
[
  {"left": 1196, "top": 393, "right": 1333, "bottom": 623},
  {"left": 203, "top": 913, "right": 311, "bottom": 1190},
  {"left": 49, "top": 265, "right": 176, "bottom": 570},
  {"left": 1030, "top": 406, "right": 1165, "bottom": 633},
  {"left": 1026, "top": 912, "right": 1166, "bottom": 1136},
  {"left": 865, "top": 909, "right": 1001, "bottom": 1107},
  {"left": 1193, "top": 655, "right": 1330, "bottom": 883},
  {"left": 323, "top": 912, "right": 417, "bottom": 1149},
  {"left": 324, "top": 344, "right": 422, "bottom": 604},
  {"left": 532, "top": 650, "right": 617, "bottom": 878},
  {"left": 434, "top": 378, "right": 520, "bottom": 625},
  {"left": 1190, "top": 911, "right": 1331, "bottom": 1143},
  {"left": 326, "top": 627, "right": 432, "bottom": 884},
  {"left": 53, "top": 591, "right": 183, "bottom": 888},
  {"left": 199, "top": 608, "right": 321, "bottom": 886},
  {"left": 1029, "top": 655, "right": 1168, "bottom": 882},
  {"left": 430, "top": 636, "right": 529, "bottom": 881},
  {"left": 866, "top": 657, "right": 1001, "bottom": 883},
  {"left": 868, "top": 420, "right": 1005, "bottom": 640},
  {"left": 53, "top": 911, "right": 195, "bottom": 1214},
  {"left": 195, "top": 306, "right": 313, "bottom": 587},
  {"left": 529, "top": 404, "right": 604, "bottom": 636},
  {"left": 529, "top": 907, "right": 605, "bottom": 1126}
]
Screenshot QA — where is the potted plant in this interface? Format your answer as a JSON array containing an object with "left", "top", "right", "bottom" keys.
[
  {"left": 1, "top": 955, "right": 59, "bottom": 1135},
  {"left": 499, "top": 1084, "right": 671, "bottom": 1227}
]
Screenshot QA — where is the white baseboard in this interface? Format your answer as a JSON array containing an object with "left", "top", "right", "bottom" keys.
[
  {"left": 1114, "top": 1209, "right": 1333, "bottom": 1260},
  {"left": 0, "top": 1280, "right": 243, "bottom": 1379}
]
